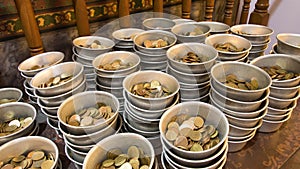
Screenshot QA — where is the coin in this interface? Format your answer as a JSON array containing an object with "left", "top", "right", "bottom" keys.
[
  {"left": 32, "top": 151, "right": 45, "bottom": 161},
  {"left": 190, "top": 143, "right": 203, "bottom": 152},
  {"left": 38, "top": 73, "right": 73, "bottom": 88},
  {"left": 0, "top": 99, "right": 17, "bottom": 105},
  {"left": 143, "top": 39, "right": 168, "bottom": 48},
  {"left": 107, "top": 149, "right": 122, "bottom": 159},
  {"left": 119, "top": 162, "right": 132, "bottom": 169},
  {"left": 130, "top": 80, "right": 171, "bottom": 98},
  {"left": 41, "top": 160, "right": 54, "bottom": 169},
  {"left": 166, "top": 128, "right": 179, "bottom": 141},
  {"left": 223, "top": 74, "right": 259, "bottom": 90},
  {"left": 261, "top": 65, "right": 299, "bottom": 80},
  {"left": 194, "top": 116, "right": 204, "bottom": 128},
  {"left": 214, "top": 42, "right": 245, "bottom": 52},
  {"left": 98, "top": 59, "right": 133, "bottom": 71},
  {"left": 102, "top": 159, "right": 115, "bottom": 167},
  {"left": 127, "top": 146, "right": 140, "bottom": 159}
]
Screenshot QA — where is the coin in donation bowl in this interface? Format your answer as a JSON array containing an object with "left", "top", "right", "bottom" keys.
[
  {"left": 98, "top": 59, "right": 134, "bottom": 71},
  {"left": 130, "top": 80, "right": 172, "bottom": 98},
  {"left": 95, "top": 146, "right": 151, "bottom": 169},
  {"left": 143, "top": 38, "right": 169, "bottom": 48},
  {"left": 214, "top": 42, "right": 246, "bottom": 52},
  {"left": 0, "top": 99, "right": 18, "bottom": 105},
  {"left": 0, "top": 150, "right": 55, "bottom": 169},
  {"left": 66, "top": 102, "right": 114, "bottom": 127},
  {"left": 38, "top": 73, "right": 73, "bottom": 88},
  {"left": 222, "top": 74, "right": 259, "bottom": 90},
  {"left": 0, "top": 115, "right": 33, "bottom": 137},
  {"left": 174, "top": 52, "right": 209, "bottom": 63},
  {"left": 165, "top": 114, "right": 220, "bottom": 152},
  {"left": 260, "top": 65, "right": 299, "bottom": 80}
]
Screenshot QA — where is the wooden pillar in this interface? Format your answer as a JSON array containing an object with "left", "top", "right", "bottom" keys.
[
  {"left": 205, "top": 0, "right": 215, "bottom": 21},
  {"left": 249, "top": 0, "right": 269, "bottom": 26},
  {"left": 14, "top": 0, "right": 44, "bottom": 56},
  {"left": 240, "top": 0, "right": 251, "bottom": 24},
  {"left": 182, "top": 0, "right": 192, "bottom": 19},
  {"left": 118, "top": 0, "right": 130, "bottom": 28},
  {"left": 153, "top": 0, "right": 163, "bottom": 17},
  {"left": 73, "top": 0, "right": 90, "bottom": 36},
  {"left": 224, "top": 0, "right": 235, "bottom": 26}
]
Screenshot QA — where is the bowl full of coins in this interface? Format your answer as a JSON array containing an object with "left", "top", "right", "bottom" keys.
[
  {"left": 210, "top": 62, "right": 272, "bottom": 102},
  {"left": 73, "top": 36, "right": 115, "bottom": 58},
  {"left": 0, "top": 88, "right": 23, "bottom": 105},
  {"left": 230, "top": 24, "right": 273, "bottom": 43},
  {"left": 123, "top": 71, "right": 180, "bottom": 110},
  {"left": 133, "top": 30, "right": 177, "bottom": 55},
  {"left": 250, "top": 54, "right": 300, "bottom": 87},
  {"left": 31, "top": 62, "right": 84, "bottom": 96},
  {"left": 205, "top": 34, "right": 252, "bottom": 61},
  {"left": 0, "top": 102, "right": 36, "bottom": 145},
  {"left": 0, "top": 136, "right": 59, "bottom": 169},
  {"left": 198, "top": 21, "right": 230, "bottom": 34},
  {"left": 159, "top": 101, "right": 229, "bottom": 160},
  {"left": 18, "top": 51, "right": 65, "bottom": 76},
  {"left": 93, "top": 51, "right": 140, "bottom": 76},
  {"left": 171, "top": 22, "right": 210, "bottom": 43},
  {"left": 276, "top": 33, "right": 300, "bottom": 55},
  {"left": 143, "top": 18, "right": 175, "bottom": 31},
  {"left": 167, "top": 43, "right": 218, "bottom": 74},
  {"left": 58, "top": 91, "right": 119, "bottom": 135},
  {"left": 83, "top": 133, "right": 155, "bottom": 169}
]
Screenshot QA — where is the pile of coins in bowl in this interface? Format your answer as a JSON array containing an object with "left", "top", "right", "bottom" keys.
[
  {"left": 251, "top": 54, "right": 300, "bottom": 133},
  {"left": 209, "top": 62, "right": 271, "bottom": 152}
]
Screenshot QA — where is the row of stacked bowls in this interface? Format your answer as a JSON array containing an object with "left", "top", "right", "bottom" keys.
[
  {"left": 159, "top": 102, "right": 229, "bottom": 169},
  {"left": 57, "top": 91, "right": 122, "bottom": 167},
  {"left": 30, "top": 62, "right": 86, "bottom": 132},
  {"left": 166, "top": 43, "right": 218, "bottom": 102},
  {"left": 93, "top": 51, "right": 141, "bottom": 114},
  {"left": 209, "top": 62, "right": 272, "bottom": 152},
  {"left": 122, "top": 70, "right": 180, "bottom": 155},
  {"left": 272, "top": 33, "right": 300, "bottom": 55},
  {"left": 230, "top": 24, "right": 274, "bottom": 60},
  {"left": 72, "top": 36, "right": 115, "bottom": 90},
  {"left": 251, "top": 54, "right": 300, "bottom": 132},
  {"left": 18, "top": 52, "right": 65, "bottom": 103}
]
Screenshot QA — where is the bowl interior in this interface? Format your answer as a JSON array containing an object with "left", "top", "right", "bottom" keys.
[
  {"left": 73, "top": 36, "right": 115, "bottom": 51},
  {"left": 0, "top": 88, "right": 23, "bottom": 102},
  {"left": 172, "top": 23, "right": 210, "bottom": 36},
  {"left": 112, "top": 28, "right": 145, "bottom": 41},
  {"left": 277, "top": 33, "right": 300, "bottom": 49},
  {"left": 231, "top": 24, "right": 273, "bottom": 37},
  {"left": 143, "top": 18, "right": 175, "bottom": 30},
  {"left": 134, "top": 30, "right": 177, "bottom": 49}
]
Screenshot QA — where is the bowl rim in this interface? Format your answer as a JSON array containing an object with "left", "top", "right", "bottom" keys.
[
  {"left": 223, "top": 106, "right": 267, "bottom": 121},
  {"left": 42, "top": 108, "right": 59, "bottom": 119},
  {"left": 159, "top": 101, "right": 229, "bottom": 156},
  {"left": 270, "top": 84, "right": 300, "bottom": 90},
  {"left": 276, "top": 33, "right": 300, "bottom": 49},
  {"left": 262, "top": 111, "right": 292, "bottom": 123},
  {"left": 228, "top": 129, "right": 256, "bottom": 143},
  {"left": 268, "top": 99, "right": 297, "bottom": 112},
  {"left": 133, "top": 44, "right": 167, "bottom": 57},
  {"left": 210, "top": 61, "right": 272, "bottom": 94},
  {"left": 72, "top": 46, "right": 94, "bottom": 61},
  {"left": 65, "top": 145, "right": 83, "bottom": 166},
  {"left": 265, "top": 109, "right": 292, "bottom": 118},
  {"left": 142, "top": 17, "right": 176, "bottom": 30},
  {"left": 229, "top": 118, "right": 263, "bottom": 130},
  {"left": 65, "top": 141, "right": 88, "bottom": 156},
  {"left": 179, "top": 83, "right": 210, "bottom": 92},
  {"left": 180, "top": 92, "right": 209, "bottom": 101},
  {"left": 166, "top": 42, "right": 218, "bottom": 66},
  {"left": 63, "top": 134, "right": 95, "bottom": 148},
  {"left": 37, "top": 98, "right": 60, "bottom": 110},
  {"left": 198, "top": 21, "right": 230, "bottom": 32},
  {"left": 0, "top": 87, "right": 23, "bottom": 102},
  {"left": 230, "top": 24, "right": 274, "bottom": 37},
  {"left": 179, "top": 80, "right": 210, "bottom": 88},
  {"left": 228, "top": 129, "right": 256, "bottom": 140},
  {"left": 72, "top": 36, "right": 115, "bottom": 51},
  {"left": 112, "top": 28, "right": 145, "bottom": 42},
  {"left": 171, "top": 22, "right": 211, "bottom": 37},
  {"left": 268, "top": 91, "right": 300, "bottom": 102}
]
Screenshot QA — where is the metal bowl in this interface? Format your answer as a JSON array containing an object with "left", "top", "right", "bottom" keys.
[
  {"left": 72, "top": 54, "right": 92, "bottom": 66},
  {"left": 166, "top": 43, "right": 218, "bottom": 74},
  {"left": 63, "top": 134, "right": 94, "bottom": 153},
  {"left": 93, "top": 51, "right": 140, "bottom": 76},
  {"left": 250, "top": 40, "right": 269, "bottom": 51},
  {"left": 179, "top": 84, "right": 210, "bottom": 99},
  {"left": 179, "top": 80, "right": 210, "bottom": 89},
  {"left": 31, "top": 62, "right": 84, "bottom": 96},
  {"left": 198, "top": 21, "right": 230, "bottom": 34},
  {"left": 143, "top": 18, "right": 175, "bottom": 31},
  {"left": 160, "top": 102, "right": 229, "bottom": 160},
  {"left": 171, "top": 23, "right": 210, "bottom": 43},
  {"left": 18, "top": 51, "right": 65, "bottom": 76},
  {"left": 37, "top": 98, "right": 60, "bottom": 116},
  {"left": 133, "top": 45, "right": 168, "bottom": 62},
  {"left": 0, "top": 88, "right": 23, "bottom": 104},
  {"left": 229, "top": 119, "right": 262, "bottom": 137},
  {"left": 228, "top": 130, "right": 256, "bottom": 153},
  {"left": 95, "top": 80, "right": 124, "bottom": 98},
  {"left": 65, "top": 145, "right": 83, "bottom": 167},
  {"left": 269, "top": 85, "right": 299, "bottom": 99},
  {"left": 228, "top": 129, "right": 256, "bottom": 141},
  {"left": 20, "top": 71, "right": 34, "bottom": 83},
  {"left": 173, "top": 18, "right": 196, "bottom": 25},
  {"left": 140, "top": 60, "right": 168, "bottom": 70},
  {"left": 0, "top": 136, "right": 59, "bottom": 169},
  {"left": 210, "top": 94, "right": 269, "bottom": 119},
  {"left": 123, "top": 71, "right": 180, "bottom": 110},
  {"left": 96, "top": 74, "right": 126, "bottom": 88},
  {"left": 210, "top": 62, "right": 272, "bottom": 101},
  {"left": 258, "top": 112, "right": 292, "bottom": 133},
  {"left": 0, "top": 102, "right": 37, "bottom": 145},
  {"left": 210, "top": 85, "right": 269, "bottom": 112},
  {"left": 264, "top": 109, "right": 292, "bottom": 121},
  {"left": 180, "top": 92, "right": 210, "bottom": 103},
  {"left": 59, "top": 114, "right": 121, "bottom": 145},
  {"left": 133, "top": 30, "right": 177, "bottom": 55},
  {"left": 250, "top": 54, "right": 300, "bottom": 87},
  {"left": 72, "top": 36, "right": 115, "bottom": 58},
  {"left": 248, "top": 50, "right": 265, "bottom": 61},
  {"left": 230, "top": 24, "right": 273, "bottom": 43},
  {"left": 276, "top": 33, "right": 300, "bottom": 55},
  {"left": 268, "top": 92, "right": 300, "bottom": 109},
  {"left": 83, "top": 133, "right": 155, "bottom": 169},
  {"left": 267, "top": 100, "right": 297, "bottom": 115},
  {"left": 112, "top": 28, "right": 144, "bottom": 42},
  {"left": 57, "top": 91, "right": 119, "bottom": 135},
  {"left": 65, "top": 143, "right": 86, "bottom": 163},
  {"left": 205, "top": 34, "right": 252, "bottom": 60}
]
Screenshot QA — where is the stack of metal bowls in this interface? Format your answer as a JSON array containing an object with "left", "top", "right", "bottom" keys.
[
  {"left": 122, "top": 71, "right": 180, "bottom": 154},
  {"left": 230, "top": 24, "right": 273, "bottom": 61},
  {"left": 171, "top": 22, "right": 210, "bottom": 43},
  {"left": 251, "top": 54, "right": 300, "bottom": 133},
  {"left": 210, "top": 62, "right": 272, "bottom": 152},
  {"left": 0, "top": 102, "right": 37, "bottom": 145},
  {"left": 72, "top": 36, "right": 115, "bottom": 90},
  {"left": 133, "top": 30, "right": 177, "bottom": 71},
  {"left": 199, "top": 21, "right": 230, "bottom": 34},
  {"left": 57, "top": 91, "right": 122, "bottom": 167},
  {"left": 93, "top": 51, "right": 141, "bottom": 114},
  {"left": 31, "top": 62, "right": 86, "bottom": 132},
  {"left": 205, "top": 34, "right": 252, "bottom": 63},
  {"left": 18, "top": 52, "right": 65, "bottom": 103},
  {"left": 0, "top": 88, "right": 23, "bottom": 105},
  {"left": 166, "top": 43, "right": 218, "bottom": 102},
  {"left": 0, "top": 136, "right": 60, "bottom": 169},
  {"left": 271, "top": 33, "right": 300, "bottom": 55},
  {"left": 112, "top": 28, "right": 144, "bottom": 51},
  {"left": 83, "top": 133, "right": 158, "bottom": 169},
  {"left": 143, "top": 18, "right": 175, "bottom": 31},
  {"left": 159, "top": 102, "right": 229, "bottom": 169}
]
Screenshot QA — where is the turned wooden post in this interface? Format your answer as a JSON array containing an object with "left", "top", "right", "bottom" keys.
[
  {"left": 182, "top": 0, "right": 192, "bottom": 19},
  {"left": 14, "top": 0, "right": 44, "bottom": 56},
  {"left": 118, "top": 0, "right": 130, "bottom": 28},
  {"left": 249, "top": 0, "right": 269, "bottom": 26},
  {"left": 223, "top": 0, "right": 235, "bottom": 26},
  {"left": 153, "top": 0, "right": 163, "bottom": 17},
  {"left": 205, "top": 0, "right": 215, "bottom": 21},
  {"left": 240, "top": 0, "right": 251, "bottom": 24},
  {"left": 73, "top": 0, "right": 90, "bottom": 36}
]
